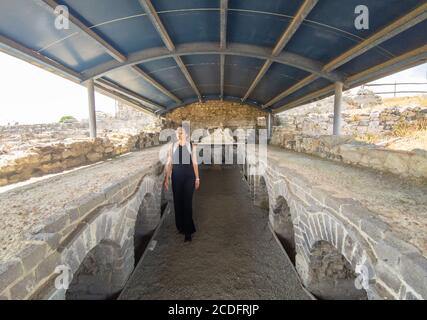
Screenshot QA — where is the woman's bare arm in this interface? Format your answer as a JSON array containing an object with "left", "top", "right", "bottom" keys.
[
  {"left": 164, "top": 143, "right": 173, "bottom": 190},
  {"left": 192, "top": 144, "right": 200, "bottom": 190}
]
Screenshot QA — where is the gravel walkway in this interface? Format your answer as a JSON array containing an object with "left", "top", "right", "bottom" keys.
[{"left": 119, "top": 166, "right": 310, "bottom": 300}]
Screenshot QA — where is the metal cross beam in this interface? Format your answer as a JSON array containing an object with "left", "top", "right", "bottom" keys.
[
  {"left": 82, "top": 42, "right": 344, "bottom": 83},
  {"left": 0, "top": 34, "right": 83, "bottom": 83},
  {"left": 220, "top": 0, "right": 228, "bottom": 100},
  {"left": 266, "top": 2, "right": 427, "bottom": 109},
  {"left": 242, "top": 0, "right": 318, "bottom": 102},
  {"left": 220, "top": 0, "right": 228, "bottom": 50},
  {"left": 40, "top": 0, "right": 126, "bottom": 63},
  {"left": 96, "top": 78, "right": 165, "bottom": 111},
  {"left": 42, "top": 0, "right": 180, "bottom": 105},
  {"left": 323, "top": 2, "right": 427, "bottom": 72},
  {"left": 95, "top": 85, "right": 153, "bottom": 113},
  {"left": 130, "top": 66, "right": 182, "bottom": 104},
  {"left": 139, "top": 0, "right": 202, "bottom": 102},
  {"left": 220, "top": 54, "right": 225, "bottom": 100},
  {"left": 273, "top": 44, "right": 427, "bottom": 113}
]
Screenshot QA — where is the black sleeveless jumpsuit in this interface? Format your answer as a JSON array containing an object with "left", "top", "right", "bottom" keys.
[{"left": 171, "top": 143, "right": 196, "bottom": 236}]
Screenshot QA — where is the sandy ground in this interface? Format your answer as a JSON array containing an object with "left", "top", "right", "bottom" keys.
[
  {"left": 268, "top": 146, "right": 427, "bottom": 254},
  {"left": 120, "top": 166, "right": 310, "bottom": 300},
  {"left": 0, "top": 147, "right": 162, "bottom": 262}
]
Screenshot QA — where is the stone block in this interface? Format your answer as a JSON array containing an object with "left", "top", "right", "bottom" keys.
[
  {"left": 42, "top": 211, "right": 69, "bottom": 234},
  {"left": 0, "top": 259, "right": 23, "bottom": 290},
  {"left": 360, "top": 216, "right": 390, "bottom": 242},
  {"left": 399, "top": 253, "right": 427, "bottom": 299},
  {"left": 35, "top": 252, "right": 61, "bottom": 283},
  {"left": 86, "top": 152, "right": 103, "bottom": 162},
  {"left": 28, "top": 232, "right": 61, "bottom": 251},
  {"left": 376, "top": 261, "right": 402, "bottom": 295},
  {"left": 404, "top": 290, "right": 421, "bottom": 300},
  {"left": 65, "top": 207, "right": 80, "bottom": 222},
  {"left": 374, "top": 232, "right": 419, "bottom": 267},
  {"left": 335, "top": 225, "right": 345, "bottom": 253},
  {"left": 340, "top": 202, "right": 371, "bottom": 228},
  {"left": 103, "top": 183, "right": 123, "bottom": 202},
  {"left": 72, "top": 238, "right": 87, "bottom": 263},
  {"left": 0, "top": 289, "right": 10, "bottom": 300},
  {"left": 383, "top": 152, "right": 409, "bottom": 175},
  {"left": 324, "top": 196, "right": 353, "bottom": 214},
  {"left": 343, "top": 234, "right": 356, "bottom": 260},
  {"left": 17, "top": 243, "right": 47, "bottom": 273},
  {"left": 76, "top": 193, "right": 106, "bottom": 218},
  {"left": 309, "top": 186, "right": 328, "bottom": 205},
  {"left": 324, "top": 215, "right": 333, "bottom": 243},
  {"left": 9, "top": 272, "right": 37, "bottom": 299},
  {"left": 62, "top": 249, "right": 80, "bottom": 274},
  {"left": 96, "top": 215, "right": 107, "bottom": 240},
  {"left": 308, "top": 216, "right": 320, "bottom": 240}
]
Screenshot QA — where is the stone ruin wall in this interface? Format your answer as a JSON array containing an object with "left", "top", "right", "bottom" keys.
[
  {"left": 0, "top": 100, "right": 267, "bottom": 187},
  {"left": 165, "top": 100, "right": 268, "bottom": 131},
  {"left": 271, "top": 92, "right": 427, "bottom": 181},
  {"left": 0, "top": 132, "right": 161, "bottom": 187},
  {"left": 276, "top": 91, "right": 427, "bottom": 137},
  {"left": 0, "top": 103, "right": 164, "bottom": 187},
  {"left": 270, "top": 130, "right": 427, "bottom": 181}
]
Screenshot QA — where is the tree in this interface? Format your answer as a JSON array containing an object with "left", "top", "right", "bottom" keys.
[{"left": 59, "top": 115, "right": 77, "bottom": 123}]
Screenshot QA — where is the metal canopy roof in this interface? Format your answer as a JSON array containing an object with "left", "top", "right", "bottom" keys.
[{"left": 0, "top": 0, "right": 426, "bottom": 115}]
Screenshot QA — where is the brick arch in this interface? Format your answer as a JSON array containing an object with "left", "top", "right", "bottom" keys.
[
  {"left": 294, "top": 210, "right": 377, "bottom": 299},
  {"left": 249, "top": 167, "right": 380, "bottom": 299},
  {"left": 65, "top": 239, "right": 128, "bottom": 300},
  {"left": 133, "top": 191, "right": 160, "bottom": 264},
  {"left": 57, "top": 175, "right": 163, "bottom": 300}
]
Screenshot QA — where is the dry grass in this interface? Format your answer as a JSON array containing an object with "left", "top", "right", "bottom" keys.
[
  {"left": 382, "top": 95, "right": 427, "bottom": 108},
  {"left": 354, "top": 118, "right": 427, "bottom": 151},
  {"left": 392, "top": 118, "right": 427, "bottom": 137},
  {"left": 353, "top": 133, "right": 382, "bottom": 144}
]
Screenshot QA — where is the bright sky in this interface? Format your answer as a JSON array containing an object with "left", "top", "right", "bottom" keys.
[
  {"left": 0, "top": 51, "right": 116, "bottom": 125},
  {"left": 0, "top": 51, "right": 426, "bottom": 125}
]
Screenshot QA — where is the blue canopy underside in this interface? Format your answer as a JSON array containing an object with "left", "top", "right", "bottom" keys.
[{"left": 0, "top": 0, "right": 426, "bottom": 112}]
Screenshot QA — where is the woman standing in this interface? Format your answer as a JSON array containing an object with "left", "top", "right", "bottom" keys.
[{"left": 164, "top": 127, "right": 200, "bottom": 242}]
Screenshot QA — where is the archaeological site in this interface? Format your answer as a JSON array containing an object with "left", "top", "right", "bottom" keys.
[{"left": 0, "top": 0, "right": 427, "bottom": 307}]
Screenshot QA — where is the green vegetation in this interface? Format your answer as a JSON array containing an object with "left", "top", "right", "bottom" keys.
[{"left": 59, "top": 115, "right": 77, "bottom": 123}]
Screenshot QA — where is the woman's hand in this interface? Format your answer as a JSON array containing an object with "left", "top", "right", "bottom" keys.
[
  {"left": 164, "top": 177, "right": 169, "bottom": 191},
  {"left": 195, "top": 178, "right": 200, "bottom": 190}
]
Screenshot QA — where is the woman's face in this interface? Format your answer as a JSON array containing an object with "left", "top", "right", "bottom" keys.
[{"left": 176, "top": 128, "right": 187, "bottom": 141}]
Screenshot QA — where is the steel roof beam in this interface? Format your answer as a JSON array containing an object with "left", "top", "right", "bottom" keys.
[
  {"left": 130, "top": 66, "right": 182, "bottom": 103},
  {"left": 138, "top": 0, "right": 175, "bottom": 52},
  {"left": 82, "top": 42, "right": 344, "bottom": 83},
  {"left": 41, "top": 0, "right": 127, "bottom": 63},
  {"left": 323, "top": 2, "right": 427, "bottom": 72},
  {"left": 42, "top": 0, "right": 180, "bottom": 104},
  {"left": 95, "top": 85, "right": 153, "bottom": 113},
  {"left": 220, "top": 54, "right": 225, "bottom": 100},
  {"left": 273, "top": 44, "right": 427, "bottom": 113},
  {"left": 139, "top": 0, "right": 202, "bottom": 102},
  {"left": 266, "top": 2, "right": 427, "bottom": 109},
  {"left": 96, "top": 78, "right": 165, "bottom": 111},
  {"left": 242, "top": 0, "right": 318, "bottom": 102},
  {"left": 220, "top": 0, "right": 228, "bottom": 50},
  {"left": 220, "top": 0, "right": 228, "bottom": 100},
  {"left": 0, "top": 34, "right": 83, "bottom": 83}
]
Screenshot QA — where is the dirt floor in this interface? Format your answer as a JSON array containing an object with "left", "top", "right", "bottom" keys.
[{"left": 119, "top": 166, "right": 311, "bottom": 300}]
